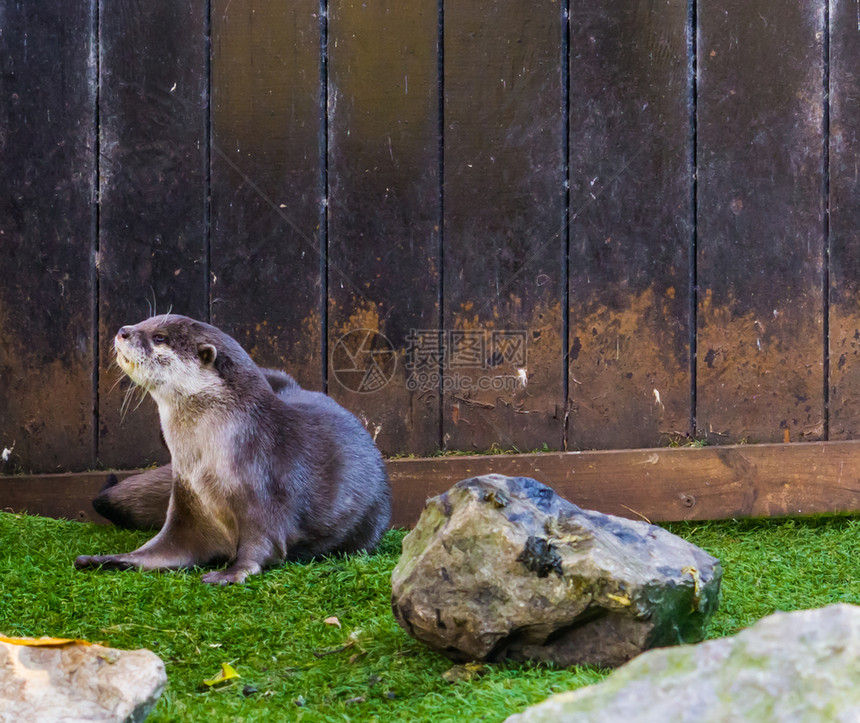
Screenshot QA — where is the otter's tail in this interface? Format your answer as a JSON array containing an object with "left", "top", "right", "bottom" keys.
[{"left": 92, "top": 465, "right": 173, "bottom": 530}]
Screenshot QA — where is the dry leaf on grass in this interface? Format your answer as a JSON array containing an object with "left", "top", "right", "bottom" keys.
[
  {"left": 203, "top": 662, "right": 240, "bottom": 687},
  {"left": 442, "top": 662, "right": 486, "bottom": 683}
]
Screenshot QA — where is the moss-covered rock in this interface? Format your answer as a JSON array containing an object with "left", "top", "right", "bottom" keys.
[{"left": 391, "top": 474, "right": 721, "bottom": 667}]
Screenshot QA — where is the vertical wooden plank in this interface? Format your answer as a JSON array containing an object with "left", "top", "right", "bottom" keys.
[
  {"left": 443, "top": 0, "right": 565, "bottom": 452},
  {"left": 697, "top": 0, "right": 826, "bottom": 444},
  {"left": 0, "top": 3, "right": 97, "bottom": 473},
  {"left": 97, "top": 0, "right": 210, "bottom": 468},
  {"left": 829, "top": 0, "right": 860, "bottom": 439},
  {"left": 327, "top": 0, "right": 440, "bottom": 455},
  {"left": 210, "top": 0, "right": 324, "bottom": 390},
  {"left": 567, "top": 1, "right": 693, "bottom": 450}
]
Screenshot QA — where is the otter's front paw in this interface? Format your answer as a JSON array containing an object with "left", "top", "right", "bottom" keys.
[
  {"left": 74, "top": 554, "right": 135, "bottom": 570},
  {"left": 201, "top": 569, "right": 249, "bottom": 586}
]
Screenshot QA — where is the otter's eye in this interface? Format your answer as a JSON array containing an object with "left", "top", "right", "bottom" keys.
[{"left": 152, "top": 333, "right": 169, "bottom": 345}]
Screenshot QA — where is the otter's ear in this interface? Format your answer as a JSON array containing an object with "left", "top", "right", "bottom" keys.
[{"left": 197, "top": 343, "right": 217, "bottom": 366}]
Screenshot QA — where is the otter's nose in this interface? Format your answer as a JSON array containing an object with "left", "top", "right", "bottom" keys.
[{"left": 117, "top": 326, "right": 132, "bottom": 340}]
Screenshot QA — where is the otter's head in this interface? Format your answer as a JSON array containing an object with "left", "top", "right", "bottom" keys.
[{"left": 113, "top": 315, "right": 260, "bottom": 403}]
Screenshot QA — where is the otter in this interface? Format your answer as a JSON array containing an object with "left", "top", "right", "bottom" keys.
[
  {"left": 93, "top": 368, "right": 300, "bottom": 531},
  {"left": 74, "top": 315, "right": 391, "bottom": 584}
]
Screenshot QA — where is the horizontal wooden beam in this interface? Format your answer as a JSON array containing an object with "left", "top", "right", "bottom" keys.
[
  {"left": 3, "top": 441, "right": 860, "bottom": 528},
  {"left": 388, "top": 441, "right": 860, "bottom": 526},
  {"left": 0, "top": 472, "right": 134, "bottom": 524}
]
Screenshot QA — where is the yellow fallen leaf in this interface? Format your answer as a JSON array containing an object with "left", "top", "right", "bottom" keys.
[
  {"left": 682, "top": 565, "right": 703, "bottom": 610},
  {"left": 442, "top": 662, "right": 486, "bottom": 683},
  {"left": 0, "top": 636, "right": 90, "bottom": 647},
  {"left": 682, "top": 566, "right": 701, "bottom": 592},
  {"left": 324, "top": 616, "right": 341, "bottom": 628},
  {"left": 203, "top": 662, "right": 240, "bottom": 687}
]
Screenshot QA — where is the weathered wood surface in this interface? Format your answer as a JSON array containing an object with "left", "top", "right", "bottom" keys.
[
  {"left": 4, "top": 441, "right": 860, "bottom": 527},
  {"left": 828, "top": 0, "right": 860, "bottom": 440},
  {"left": 97, "top": 0, "right": 210, "bottom": 469},
  {"left": 696, "top": 0, "right": 826, "bottom": 444},
  {"left": 210, "top": 0, "right": 325, "bottom": 391},
  {"left": 0, "top": 2, "right": 98, "bottom": 473},
  {"left": 0, "top": 472, "right": 131, "bottom": 524},
  {"left": 567, "top": 0, "right": 693, "bottom": 450},
  {"left": 326, "top": 0, "right": 441, "bottom": 456},
  {"left": 442, "top": 0, "right": 566, "bottom": 453},
  {"left": 4, "top": 0, "right": 860, "bottom": 486}
]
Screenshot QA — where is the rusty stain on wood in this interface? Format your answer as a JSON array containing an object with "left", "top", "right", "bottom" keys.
[
  {"left": 697, "top": 291, "right": 824, "bottom": 443},
  {"left": 568, "top": 287, "right": 691, "bottom": 450},
  {"left": 441, "top": 300, "right": 565, "bottom": 452}
]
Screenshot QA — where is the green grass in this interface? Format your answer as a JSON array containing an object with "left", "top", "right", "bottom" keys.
[{"left": 2, "top": 513, "right": 860, "bottom": 721}]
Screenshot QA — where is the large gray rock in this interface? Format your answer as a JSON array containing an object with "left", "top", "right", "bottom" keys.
[
  {"left": 505, "top": 604, "right": 860, "bottom": 722},
  {"left": 0, "top": 637, "right": 166, "bottom": 722},
  {"left": 391, "top": 474, "right": 721, "bottom": 667}
]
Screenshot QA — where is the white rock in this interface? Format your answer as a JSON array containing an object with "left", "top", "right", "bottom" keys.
[
  {"left": 0, "top": 638, "right": 166, "bottom": 722},
  {"left": 505, "top": 604, "right": 860, "bottom": 722}
]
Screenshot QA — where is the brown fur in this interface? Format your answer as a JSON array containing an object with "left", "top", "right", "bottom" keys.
[
  {"left": 92, "top": 368, "right": 300, "bottom": 530},
  {"left": 75, "top": 315, "right": 391, "bottom": 584}
]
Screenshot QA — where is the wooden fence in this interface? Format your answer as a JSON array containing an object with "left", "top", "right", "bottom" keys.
[{"left": 1, "top": 0, "right": 859, "bottom": 492}]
